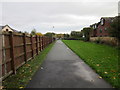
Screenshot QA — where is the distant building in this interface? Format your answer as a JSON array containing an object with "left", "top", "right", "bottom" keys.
[
  {"left": 96, "top": 17, "right": 114, "bottom": 37},
  {"left": 90, "top": 17, "right": 115, "bottom": 37},
  {"left": 90, "top": 23, "right": 99, "bottom": 37},
  {"left": 0, "top": 25, "right": 19, "bottom": 33}
]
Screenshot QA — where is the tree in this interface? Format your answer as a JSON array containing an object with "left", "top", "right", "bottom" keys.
[
  {"left": 63, "top": 34, "right": 70, "bottom": 38},
  {"left": 24, "top": 31, "right": 29, "bottom": 35},
  {"left": 56, "top": 34, "right": 64, "bottom": 39},
  {"left": 36, "top": 32, "right": 43, "bottom": 36},
  {"left": 31, "top": 29, "right": 36, "bottom": 35},
  {"left": 44, "top": 32, "right": 55, "bottom": 37},
  {"left": 82, "top": 27, "right": 91, "bottom": 41},
  {"left": 63, "top": 34, "right": 70, "bottom": 40},
  {"left": 108, "top": 16, "right": 120, "bottom": 41},
  {"left": 70, "top": 31, "right": 83, "bottom": 39}
]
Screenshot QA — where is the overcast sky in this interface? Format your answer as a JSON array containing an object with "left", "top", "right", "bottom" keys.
[{"left": 0, "top": 0, "right": 119, "bottom": 34}]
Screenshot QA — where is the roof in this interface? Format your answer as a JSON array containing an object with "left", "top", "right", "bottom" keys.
[
  {"left": 101, "top": 17, "right": 115, "bottom": 22},
  {"left": 0, "top": 25, "right": 19, "bottom": 32},
  {"left": 101, "top": 17, "right": 114, "bottom": 19}
]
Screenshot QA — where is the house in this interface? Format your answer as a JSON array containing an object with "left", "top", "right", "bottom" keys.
[
  {"left": 90, "top": 23, "right": 99, "bottom": 37},
  {"left": 96, "top": 17, "right": 114, "bottom": 37},
  {"left": 0, "top": 25, "right": 19, "bottom": 33},
  {"left": 90, "top": 17, "right": 115, "bottom": 37}
]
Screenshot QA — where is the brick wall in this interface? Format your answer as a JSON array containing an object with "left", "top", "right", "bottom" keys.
[{"left": 96, "top": 19, "right": 110, "bottom": 37}]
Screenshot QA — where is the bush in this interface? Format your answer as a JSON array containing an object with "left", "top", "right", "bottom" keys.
[
  {"left": 62, "top": 37, "right": 80, "bottom": 40},
  {"left": 94, "top": 39, "right": 101, "bottom": 43},
  {"left": 94, "top": 38, "right": 104, "bottom": 44}
]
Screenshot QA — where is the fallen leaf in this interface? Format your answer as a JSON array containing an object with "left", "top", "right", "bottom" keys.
[
  {"left": 113, "top": 77, "right": 116, "bottom": 79},
  {"left": 96, "top": 64, "right": 100, "bottom": 66},
  {"left": 97, "top": 70, "right": 100, "bottom": 72},
  {"left": 41, "top": 67, "right": 43, "bottom": 69},
  {"left": 104, "top": 72, "right": 108, "bottom": 74},
  {"left": 0, "top": 86, "right": 4, "bottom": 89},
  {"left": 26, "top": 64, "right": 30, "bottom": 67},
  {"left": 98, "top": 76, "right": 102, "bottom": 79},
  {"left": 19, "top": 86, "right": 24, "bottom": 89},
  {"left": 111, "top": 70, "right": 116, "bottom": 72}
]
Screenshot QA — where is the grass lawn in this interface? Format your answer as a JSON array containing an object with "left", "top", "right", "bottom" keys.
[
  {"left": 62, "top": 40, "right": 119, "bottom": 88},
  {"left": 2, "top": 42, "right": 55, "bottom": 89}
]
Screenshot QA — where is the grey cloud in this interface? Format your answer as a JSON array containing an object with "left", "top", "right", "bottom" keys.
[{"left": 1, "top": 1, "right": 118, "bottom": 34}]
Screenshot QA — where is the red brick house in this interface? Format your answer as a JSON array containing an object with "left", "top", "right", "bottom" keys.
[
  {"left": 90, "top": 17, "right": 114, "bottom": 37},
  {"left": 90, "top": 23, "right": 99, "bottom": 37}
]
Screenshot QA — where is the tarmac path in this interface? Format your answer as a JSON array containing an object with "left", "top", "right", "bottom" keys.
[{"left": 27, "top": 40, "right": 112, "bottom": 88}]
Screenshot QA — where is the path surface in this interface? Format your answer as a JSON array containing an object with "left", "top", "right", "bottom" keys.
[{"left": 27, "top": 40, "right": 112, "bottom": 88}]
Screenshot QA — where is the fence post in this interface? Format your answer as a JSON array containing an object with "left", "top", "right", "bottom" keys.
[
  {"left": 44, "top": 37, "right": 46, "bottom": 47},
  {"left": 42, "top": 36, "right": 44, "bottom": 49},
  {"left": 36, "top": 35, "right": 39, "bottom": 55},
  {"left": 23, "top": 33, "right": 27, "bottom": 63},
  {"left": 39, "top": 36, "right": 41, "bottom": 51},
  {"left": 31, "top": 35, "right": 34, "bottom": 59},
  {"left": 47, "top": 37, "right": 48, "bottom": 45},
  {"left": 44, "top": 37, "right": 46, "bottom": 48},
  {"left": 10, "top": 32, "right": 16, "bottom": 74},
  {"left": 41, "top": 37, "right": 42, "bottom": 50},
  {"left": 45, "top": 37, "right": 46, "bottom": 47},
  {"left": 43, "top": 36, "right": 45, "bottom": 48},
  {"left": 50, "top": 37, "right": 53, "bottom": 43},
  {"left": 49, "top": 38, "right": 50, "bottom": 44}
]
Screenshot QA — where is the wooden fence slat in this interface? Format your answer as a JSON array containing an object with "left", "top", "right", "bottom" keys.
[
  {"left": 41, "top": 37, "right": 42, "bottom": 51},
  {"left": 31, "top": 35, "right": 34, "bottom": 59},
  {"left": 10, "top": 32, "right": 16, "bottom": 74},
  {"left": 36, "top": 35, "right": 39, "bottom": 55},
  {"left": 42, "top": 36, "right": 44, "bottom": 50},
  {"left": 39, "top": 36, "right": 41, "bottom": 51},
  {"left": 23, "top": 33, "right": 27, "bottom": 63}
]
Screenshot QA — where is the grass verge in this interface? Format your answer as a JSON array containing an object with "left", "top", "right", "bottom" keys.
[
  {"left": 2, "top": 42, "right": 55, "bottom": 88},
  {"left": 62, "top": 40, "right": 119, "bottom": 88}
]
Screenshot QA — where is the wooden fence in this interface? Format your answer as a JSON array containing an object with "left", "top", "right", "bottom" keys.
[{"left": 0, "top": 32, "right": 55, "bottom": 80}]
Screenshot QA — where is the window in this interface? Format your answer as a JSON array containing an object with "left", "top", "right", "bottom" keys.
[
  {"left": 101, "top": 18, "right": 104, "bottom": 25},
  {"left": 99, "top": 29, "right": 102, "bottom": 33},
  {"left": 6, "top": 29, "right": 9, "bottom": 31},
  {"left": 95, "top": 25, "right": 97, "bottom": 29},
  {"left": 111, "top": 19, "right": 114, "bottom": 22}
]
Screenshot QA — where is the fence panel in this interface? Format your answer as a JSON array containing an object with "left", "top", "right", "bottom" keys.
[
  {"left": 1, "top": 32, "right": 54, "bottom": 80},
  {"left": 14, "top": 34, "right": 25, "bottom": 69},
  {"left": 26, "top": 36, "right": 32, "bottom": 61}
]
